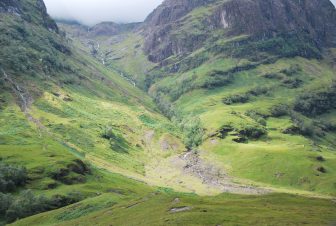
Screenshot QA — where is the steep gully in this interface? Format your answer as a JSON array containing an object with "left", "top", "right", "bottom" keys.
[{"left": 1, "top": 69, "right": 85, "bottom": 156}]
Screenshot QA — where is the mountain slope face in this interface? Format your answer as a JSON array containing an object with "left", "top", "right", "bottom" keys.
[
  {"left": 0, "top": 0, "right": 187, "bottom": 224},
  {"left": 140, "top": 0, "right": 336, "bottom": 195},
  {"left": 90, "top": 0, "right": 336, "bottom": 197},
  {"left": 144, "top": 0, "right": 336, "bottom": 62},
  {"left": 1, "top": 0, "right": 336, "bottom": 225}
]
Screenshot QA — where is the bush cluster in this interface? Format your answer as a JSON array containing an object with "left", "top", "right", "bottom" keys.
[
  {"left": 201, "top": 70, "right": 233, "bottom": 89},
  {"left": 223, "top": 86, "right": 269, "bottom": 105},
  {"left": 280, "top": 64, "right": 302, "bottom": 76},
  {"left": 289, "top": 112, "right": 322, "bottom": 137},
  {"left": 211, "top": 32, "right": 322, "bottom": 60},
  {"left": 245, "top": 110, "right": 267, "bottom": 126},
  {"left": 294, "top": 82, "right": 336, "bottom": 116},
  {"left": 0, "top": 163, "right": 27, "bottom": 193},
  {"left": 0, "top": 190, "right": 83, "bottom": 223},
  {"left": 270, "top": 104, "right": 289, "bottom": 117},
  {"left": 178, "top": 117, "right": 204, "bottom": 150},
  {"left": 223, "top": 93, "right": 249, "bottom": 105}
]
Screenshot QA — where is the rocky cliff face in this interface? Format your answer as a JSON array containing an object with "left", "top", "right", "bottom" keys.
[
  {"left": 213, "top": 0, "right": 336, "bottom": 45},
  {"left": 145, "top": 0, "right": 215, "bottom": 27},
  {"left": 0, "top": 0, "right": 22, "bottom": 14},
  {"left": 144, "top": 0, "right": 336, "bottom": 62}
]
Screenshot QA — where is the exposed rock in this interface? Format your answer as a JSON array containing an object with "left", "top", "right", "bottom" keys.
[
  {"left": 169, "top": 206, "right": 192, "bottom": 213},
  {"left": 180, "top": 151, "right": 269, "bottom": 194},
  {"left": 172, "top": 198, "right": 180, "bottom": 204},
  {"left": 35, "top": 0, "right": 59, "bottom": 32},
  {"left": 0, "top": 0, "right": 22, "bottom": 15},
  {"left": 143, "top": 0, "right": 336, "bottom": 62}
]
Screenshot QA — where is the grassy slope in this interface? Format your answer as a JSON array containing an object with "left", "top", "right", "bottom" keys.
[
  {"left": 138, "top": 3, "right": 336, "bottom": 197},
  {"left": 1, "top": 2, "right": 336, "bottom": 225},
  {"left": 12, "top": 192, "right": 336, "bottom": 226},
  {"left": 58, "top": 22, "right": 155, "bottom": 89},
  {"left": 55, "top": 0, "right": 336, "bottom": 197},
  {"left": 171, "top": 57, "right": 336, "bottom": 196}
]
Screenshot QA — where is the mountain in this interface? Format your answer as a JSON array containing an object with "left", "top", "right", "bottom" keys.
[
  {"left": 1, "top": 0, "right": 336, "bottom": 225},
  {"left": 144, "top": 0, "right": 336, "bottom": 62},
  {"left": 140, "top": 0, "right": 336, "bottom": 197}
]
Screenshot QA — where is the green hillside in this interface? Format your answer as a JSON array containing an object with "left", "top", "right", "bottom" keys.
[{"left": 1, "top": 0, "right": 336, "bottom": 225}]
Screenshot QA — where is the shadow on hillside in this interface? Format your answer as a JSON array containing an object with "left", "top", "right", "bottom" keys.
[{"left": 109, "top": 134, "right": 130, "bottom": 154}]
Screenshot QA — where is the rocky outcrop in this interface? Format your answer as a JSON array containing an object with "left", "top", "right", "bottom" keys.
[
  {"left": 0, "top": 0, "right": 22, "bottom": 15},
  {"left": 143, "top": 0, "right": 336, "bottom": 62},
  {"left": 145, "top": 0, "right": 215, "bottom": 27},
  {"left": 212, "top": 0, "right": 336, "bottom": 46},
  {"left": 35, "top": 0, "right": 59, "bottom": 32}
]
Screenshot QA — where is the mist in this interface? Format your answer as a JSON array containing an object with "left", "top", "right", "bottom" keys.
[
  {"left": 44, "top": 0, "right": 336, "bottom": 26},
  {"left": 44, "top": 0, "right": 163, "bottom": 26}
]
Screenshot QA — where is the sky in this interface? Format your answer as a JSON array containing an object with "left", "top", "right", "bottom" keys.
[
  {"left": 44, "top": 0, "right": 336, "bottom": 26},
  {"left": 44, "top": 0, "right": 163, "bottom": 26}
]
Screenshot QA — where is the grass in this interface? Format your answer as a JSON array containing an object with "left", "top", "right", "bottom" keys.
[
  {"left": 1, "top": 1, "right": 336, "bottom": 224},
  {"left": 12, "top": 192, "right": 336, "bottom": 226},
  {"left": 168, "top": 57, "right": 336, "bottom": 196}
]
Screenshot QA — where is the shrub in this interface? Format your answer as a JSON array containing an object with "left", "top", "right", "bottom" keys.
[
  {"left": 263, "top": 73, "right": 283, "bottom": 80},
  {"left": 217, "top": 125, "right": 234, "bottom": 139},
  {"left": 280, "top": 64, "right": 302, "bottom": 76},
  {"left": 270, "top": 104, "right": 289, "bottom": 117},
  {"left": 290, "top": 112, "right": 323, "bottom": 137},
  {"left": 316, "top": 156, "right": 325, "bottom": 162},
  {"left": 179, "top": 117, "right": 204, "bottom": 150},
  {"left": 5, "top": 190, "right": 50, "bottom": 223},
  {"left": 0, "top": 190, "right": 84, "bottom": 224},
  {"left": 247, "top": 86, "right": 270, "bottom": 96},
  {"left": 245, "top": 110, "right": 267, "bottom": 126},
  {"left": 316, "top": 166, "right": 326, "bottom": 174},
  {"left": 0, "top": 163, "right": 27, "bottom": 193},
  {"left": 102, "top": 126, "right": 116, "bottom": 140},
  {"left": 223, "top": 93, "right": 249, "bottom": 105},
  {"left": 319, "top": 120, "right": 336, "bottom": 132},
  {"left": 201, "top": 71, "right": 233, "bottom": 89},
  {"left": 211, "top": 32, "right": 322, "bottom": 60},
  {"left": 294, "top": 82, "right": 336, "bottom": 116},
  {"left": 223, "top": 86, "right": 269, "bottom": 105},
  {"left": 0, "top": 193, "right": 12, "bottom": 215},
  {"left": 49, "top": 191, "right": 84, "bottom": 209},
  {"left": 282, "top": 77, "right": 303, "bottom": 88},
  {"left": 238, "top": 125, "right": 267, "bottom": 139},
  {"left": 153, "top": 92, "right": 176, "bottom": 119}
]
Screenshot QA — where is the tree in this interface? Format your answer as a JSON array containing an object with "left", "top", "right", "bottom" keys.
[
  {"left": 180, "top": 117, "right": 204, "bottom": 150},
  {"left": 0, "top": 193, "right": 12, "bottom": 215},
  {"left": 5, "top": 190, "right": 50, "bottom": 223}
]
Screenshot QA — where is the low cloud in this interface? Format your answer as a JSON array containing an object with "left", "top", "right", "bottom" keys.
[
  {"left": 44, "top": 0, "right": 163, "bottom": 26},
  {"left": 44, "top": 0, "right": 336, "bottom": 26}
]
